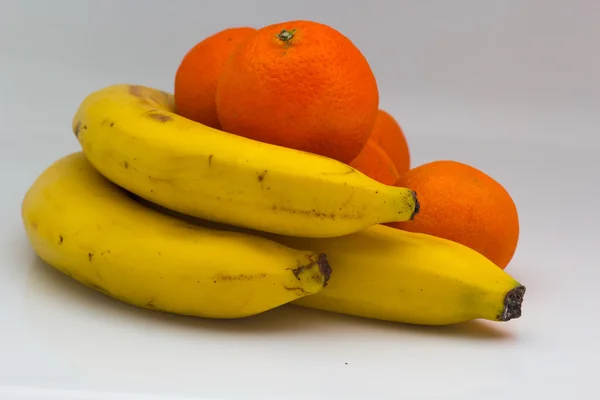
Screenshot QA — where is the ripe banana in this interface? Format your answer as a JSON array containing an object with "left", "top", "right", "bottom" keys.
[
  {"left": 281, "top": 226, "right": 526, "bottom": 325},
  {"left": 71, "top": 84, "right": 419, "bottom": 238},
  {"left": 140, "top": 201, "right": 526, "bottom": 325},
  {"left": 21, "top": 152, "right": 332, "bottom": 319}
]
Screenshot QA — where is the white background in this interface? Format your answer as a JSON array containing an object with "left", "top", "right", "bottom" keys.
[{"left": 1, "top": 0, "right": 598, "bottom": 399}]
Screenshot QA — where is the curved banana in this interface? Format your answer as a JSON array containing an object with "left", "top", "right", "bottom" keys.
[
  {"left": 21, "top": 152, "right": 332, "bottom": 319},
  {"left": 144, "top": 202, "right": 526, "bottom": 325},
  {"left": 71, "top": 84, "right": 419, "bottom": 238},
  {"left": 282, "top": 226, "right": 526, "bottom": 325}
]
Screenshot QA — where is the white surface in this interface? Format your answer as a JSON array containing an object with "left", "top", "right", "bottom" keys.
[{"left": 1, "top": 1, "right": 599, "bottom": 399}]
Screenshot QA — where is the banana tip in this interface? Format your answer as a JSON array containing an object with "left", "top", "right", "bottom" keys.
[
  {"left": 293, "top": 253, "right": 332, "bottom": 288},
  {"left": 410, "top": 190, "right": 420, "bottom": 220},
  {"left": 499, "top": 285, "right": 526, "bottom": 321},
  {"left": 317, "top": 253, "right": 332, "bottom": 287}
]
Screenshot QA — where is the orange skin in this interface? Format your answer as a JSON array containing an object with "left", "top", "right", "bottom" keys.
[
  {"left": 215, "top": 20, "right": 379, "bottom": 164},
  {"left": 390, "top": 161, "right": 519, "bottom": 270},
  {"left": 349, "top": 139, "right": 400, "bottom": 185},
  {"left": 370, "top": 109, "right": 411, "bottom": 174},
  {"left": 174, "top": 27, "right": 257, "bottom": 129}
]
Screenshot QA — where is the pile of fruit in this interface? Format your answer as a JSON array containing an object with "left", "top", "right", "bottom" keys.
[{"left": 21, "top": 20, "right": 525, "bottom": 326}]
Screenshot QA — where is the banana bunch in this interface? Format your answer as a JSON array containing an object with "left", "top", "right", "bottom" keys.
[{"left": 21, "top": 83, "right": 526, "bottom": 325}]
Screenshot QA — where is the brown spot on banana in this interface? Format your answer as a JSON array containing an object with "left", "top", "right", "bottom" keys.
[
  {"left": 144, "top": 110, "right": 173, "bottom": 123},
  {"left": 257, "top": 170, "right": 268, "bottom": 183},
  {"left": 100, "top": 119, "right": 116, "bottom": 127},
  {"left": 73, "top": 121, "right": 81, "bottom": 138},
  {"left": 129, "top": 85, "right": 144, "bottom": 98},
  {"left": 145, "top": 298, "right": 157, "bottom": 309},
  {"left": 216, "top": 273, "right": 268, "bottom": 281},
  {"left": 321, "top": 167, "right": 356, "bottom": 176},
  {"left": 271, "top": 204, "right": 363, "bottom": 221},
  {"left": 74, "top": 124, "right": 88, "bottom": 139},
  {"left": 121, "top": 160, "right": 137, "bottom": 171},
  {"left": 147, "top": 175, "right": 173, "bottom": 185},
  {"left": 283, "top": 285, "right": 310, "bottom": 296}
]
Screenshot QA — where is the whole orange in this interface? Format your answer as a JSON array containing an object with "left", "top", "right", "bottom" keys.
[
  {"left": 370, "top": 109, "right": 411, "bottom": 174},
  {"left": 349, "top": 139, "right": 399, "bottom": 185},
  {"left": 215, "top": 20, "right": 379, "bottom": 164},
  {"left": 174, "top": 26, "right": 257, "bottom": 129},
  {"left": 389, "top": 161, "right": 519, "bottom": 269}
]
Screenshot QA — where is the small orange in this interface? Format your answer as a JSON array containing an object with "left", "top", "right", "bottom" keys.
[
  {"left": 349, "top": 139, "right": 400, "bottom": 185},
  {"left": 174, "top": 26, "right": 257, "bottom": 129},
  {"left": 389, "top": 161, "right": 519, "bottom": 269},
  {"left": 215, "top": 20, "right": 379, "bottom": 164},
  {"left": 370, "top": 109, "right": 411, "bottom": 174}
]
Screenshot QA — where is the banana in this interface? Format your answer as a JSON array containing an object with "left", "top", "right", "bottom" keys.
[
  {"left": 71, "top": 84, "right": 419, "bottom": 238},
  {"left": 139, "top": 200, "right": 526, "bottom": 325},
  {"left": 280, "top": 226, "right": 526, "bottom": 325},
  {"left": 21, "top": 152, "right": 332, "bottom": 319}
]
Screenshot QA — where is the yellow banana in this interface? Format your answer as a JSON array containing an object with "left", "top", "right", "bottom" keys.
[
  {"left": 71, "top": 84, "right": 419, "bottom": 238},
  {"left": 281, "top": 226, "right": 526, "bottom": 325},
  {"left": 20, "top": 152, "right": 332, "bottom": 319},
  {"left": 141, "top": 201, "right": 526, "bottom": 325}
]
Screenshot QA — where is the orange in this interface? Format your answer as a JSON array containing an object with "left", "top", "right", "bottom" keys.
[
  {"left": 215, "top": 20, "right": 379, "bottom": 164},
  {"left": 389, "top": 161, "right": 519, "bottom": 269},
  {"left": 174, "top": 26, "right": 257, "bottom": 129},
  {"left": 349, "top": 139, "right": 400, "bottom": 185},
  {"left": 370, "top": 109, "right": 411, "bottom": 174}
]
